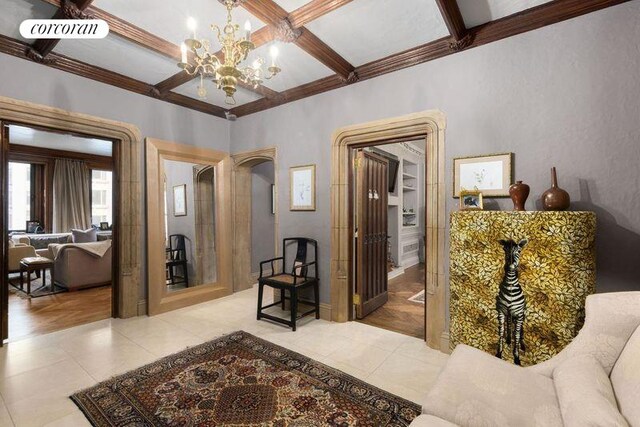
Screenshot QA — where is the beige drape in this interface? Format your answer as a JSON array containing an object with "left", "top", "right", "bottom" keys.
[{"left": 52, "top": 159, "right": 91, "bottom": 232}]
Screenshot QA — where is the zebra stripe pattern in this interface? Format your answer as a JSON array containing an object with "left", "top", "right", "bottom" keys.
[{"left": 496, "top": 239, "right": 528, "bottom": 365}]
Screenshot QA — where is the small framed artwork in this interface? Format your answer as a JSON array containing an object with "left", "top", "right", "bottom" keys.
[
  {"left": 25, "top": 220, "right": 41, "bottom": 234},
  {"left": 290, "top": 164, "right": 316, "bottom": 211},
  {"left": 459, "top": 190, "right": 484, "bottom": 210},
  {"left": 453, "top": 153, "right": 513, "bottom": 197},
  {"left": 271, "top": 184, "right": 276, "bottom": 214},
  {"left": 173, "top": 184, "right": 187, "bottom": 216},
  {"left": 99, "top": 222, "right": 110, "bottom": 231}
]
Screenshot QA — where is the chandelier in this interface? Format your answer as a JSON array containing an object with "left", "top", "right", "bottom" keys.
[{"left": 178, "top": 0, "right": 281, "bottom": 105}]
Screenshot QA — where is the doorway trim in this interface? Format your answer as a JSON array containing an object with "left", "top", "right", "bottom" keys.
[
  {"left": 0, "top": 96, "right": 142, "bottom": 326},
  {"left": 231, "top": 147, "right": 278, "bottom": 292},
  {"left": 330, "top": 110, "right": 446, "bottom": 349}
]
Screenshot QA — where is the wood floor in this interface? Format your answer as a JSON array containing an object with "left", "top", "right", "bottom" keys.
[
  {"left": 8, "top": 285, "right": 112, "bottom": 340},
  {"left": 358, "top": 263, "right": 425, "bottom": 339}
]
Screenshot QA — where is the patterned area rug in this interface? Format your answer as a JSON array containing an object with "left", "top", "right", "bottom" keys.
[
  {"left": 71, "top": 331, "right": 421, "bottom": 426},
  {"left": 408, "top": 290, "right": 425, "bottom": 304}
]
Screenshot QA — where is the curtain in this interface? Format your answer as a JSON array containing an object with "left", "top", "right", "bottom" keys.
[{"left": 52, "top": 159, "right": 91, "bottom": 232}]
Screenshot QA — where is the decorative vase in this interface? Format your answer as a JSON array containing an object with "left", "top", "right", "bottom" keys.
[
  {"left": 509, "top": 181, "right": 530, "bottom": 211},
  {"left": 541, "top": 167, "right": 570, "bottom": 211}
]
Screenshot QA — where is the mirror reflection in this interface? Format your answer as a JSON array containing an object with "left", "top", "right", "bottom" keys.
[{"left": 163, "top": 158, "right": 217, "bottom": 292}]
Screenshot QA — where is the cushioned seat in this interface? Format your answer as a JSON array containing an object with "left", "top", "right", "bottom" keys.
[
  {"left": 20, "top": 256, "right": 53, "bottom": 265},
  {"left": 422, "top": 344, "right": 562, "bottom": 426}
]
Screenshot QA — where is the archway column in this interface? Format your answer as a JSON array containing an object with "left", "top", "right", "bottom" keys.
[{"left": 330, "top": 111, "right": 447, "bottom": 349}]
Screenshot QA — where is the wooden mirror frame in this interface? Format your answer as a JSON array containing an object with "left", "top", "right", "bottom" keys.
[{"left": 146, "top": 138, "right": 232, "bottom": 315}]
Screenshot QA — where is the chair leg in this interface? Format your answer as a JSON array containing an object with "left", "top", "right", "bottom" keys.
[
  {"left": 169, "top": 265, "right": 175, "bottom": 285},
  {"left": 290, "top": 287, "right": 298, "bottom": 332},
  {"left": 314, "top": 281, "right": 320, "bottom": 319},
  {"left": 257, "top": 282, "right": 264, "bottom": 320},
  {"left": 280, "top": 289, "right": 285, "bottom": 310},
  {"left": 183, "top": 262, "right": 189, "bottom": 287}
]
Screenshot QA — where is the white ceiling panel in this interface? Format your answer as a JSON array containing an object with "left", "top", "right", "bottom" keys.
[
  {"left": 0, "top": 0, "right": 57, "bottom": 42},
  {"left": 93, "top": 0, "right": 266, "bottom": 47},
  {"left": 246, "top": 41, "right": 334, "bottom": 92},
  {"left": 305, "top": 0, "right": 449, "bottom": 67},
  {"left": 457, "top": 0, "right": 554, "bottom": 28},
  {"left": 9, "top": 125, "right": 113, "bottom": 156},
  {"left": 174, "top": 78, "right": 263, "bottom": 108},
  {"left": 272, "top": 0, "right": 309, "bottom": 13},
  {"left": 55, "top": 34, "right": 180, "bottom": 84}
]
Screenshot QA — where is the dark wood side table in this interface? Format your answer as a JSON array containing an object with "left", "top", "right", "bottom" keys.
[{"left": 19, "top": 257, "right": 55, "bottom": 296}]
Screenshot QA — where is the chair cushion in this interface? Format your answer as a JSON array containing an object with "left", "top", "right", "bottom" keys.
[
  {"left": 422, "top": 344, "right": 562, "bottom": 427},
  {"left": 553, "top": 354, "right": 628, "bottom": 427},
  {"left": 71, "top": 228, "right": 97, "bottom": 243},
  {"left": 610, "top": 325, "right": 640, "bottom": 425},
  {"left": 20, "top": 256, "right": 53, "bottom": 265},
  {"left": 264, "top": 274, "right": 310, "bottom": 284}
]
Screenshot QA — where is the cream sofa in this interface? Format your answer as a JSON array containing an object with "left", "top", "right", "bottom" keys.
[
  {"left": 412, "top": 292, "right": 640, "bottom": 426},
  {"left": 7, "top": 239, "right": 38, "bottom": 272},
  {"left": 53, "top": 244, "right": 112, "bottom": 290}
]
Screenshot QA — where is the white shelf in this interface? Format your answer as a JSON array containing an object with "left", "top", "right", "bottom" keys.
[
  {"left": 402, "top": 172, "right": 417, "bottom": 179},
  {"left": 403, "top": 186, "right": 416, "bottom": 191},
  {"left": 403, "top": 212, "right": 416, "bottom": 216}
]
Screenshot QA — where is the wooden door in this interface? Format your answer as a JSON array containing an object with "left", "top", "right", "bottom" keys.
[
  {"left": 0, "top": 123, "right": 9, "bottom": 344},
  {"left": 355, "top": 150, "right": 389, "bottom": 318}
]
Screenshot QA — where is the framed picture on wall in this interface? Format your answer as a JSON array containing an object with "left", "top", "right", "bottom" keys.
[
  {"left": 290, "top": 165, "right": 316, "bottom": 211},
  {"left": 173, "top": 184, "right": 187, "bottom": 216},
  {"left": 459, "top": 190, "right": 484, "bottom": 210},
  {"left": 453, "top": 153, "right": 513, "bottom": 197}
]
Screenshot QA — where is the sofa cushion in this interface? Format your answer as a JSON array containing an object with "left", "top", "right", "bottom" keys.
[
  {"left": 71, "top": 228, "right": 97, "bottom": 243},
  {"left": 553, "top": 354, "right": 628, "bottom": 427},
  {"left": 610, "top": 325, "right": 640, "bottom": 425},
  {"left": 422, "top": 345, "right": 562, "bottom": 427}
]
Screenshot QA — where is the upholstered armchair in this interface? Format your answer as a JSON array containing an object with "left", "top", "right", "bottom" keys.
[
  {"left": 412, "top": 292, "right": 640, "bottom": 426},
  {"left": 7, "top": 240, "right": 37, "bottom": 273}
]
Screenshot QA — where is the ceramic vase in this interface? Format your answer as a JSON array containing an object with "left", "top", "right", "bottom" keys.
[
  {"left": 541, "top": 167, "right": 570, "bottom": 211},
  {"left": 509, "top": 181, "right": 530, "bottom": 211}
]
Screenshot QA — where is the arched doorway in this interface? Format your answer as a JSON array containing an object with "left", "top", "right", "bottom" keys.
[{"left": 231, "top": 148, "right": 278, "bottom": 292}]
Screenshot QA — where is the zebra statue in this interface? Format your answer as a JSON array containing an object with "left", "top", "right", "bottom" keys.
[{"left": 496, "top": 239, "right": 528, "bottom": 365}]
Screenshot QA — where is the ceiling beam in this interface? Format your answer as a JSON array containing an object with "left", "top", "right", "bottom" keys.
[
  {"left": 434, "top": 0, "right": 473, "bottom": 50},
  {"left": 288, "top": 0, "right": 355, "bottom": 28},
  {"left": 231, "top": 0, "right": 633, "bottom": 117},
  {"left": 36, "top": 0, "right": 276, "bottom": 99},
  {"left": 294, "top": 30, "right": 354, "bottom": 80},
  {"left": 0, "top": 34, "right": 227, "bottom": 118},
  {"left": 30, "top": 0, "right": 95, "bottom": 59},
  {"left": 242, "top": 0, "right": 355, "bottom": 80}
]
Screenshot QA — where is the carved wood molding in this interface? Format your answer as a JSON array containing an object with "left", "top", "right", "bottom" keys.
[
  {"left": 288, "top": 0, "right": 355, "bottom": 28},
  {"left": 0, "top": 35, "right": 227, "bottom": 118},
  {"left": 449, "top": 33, "right": 474, "bottom": 51},
  {"left": 271, "top": 18, "right": 302, "bottom": 43},
  {"left": 31, "top": 0, "right": 95, "bottom": 58},
  {"left": 60, "top": 0, "right": 93, "bottom": 19}
]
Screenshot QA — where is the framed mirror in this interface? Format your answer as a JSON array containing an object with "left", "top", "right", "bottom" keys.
[{"left": 146, "top": 138, "right": 232, "bottom": 315}]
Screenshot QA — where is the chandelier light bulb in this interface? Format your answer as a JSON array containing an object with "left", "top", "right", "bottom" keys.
[
  {"left": 244, "top": 20, "right": 251, "bottom": 40},
  {"left": 252, "top": 59, "right": 261, "bottom": 70},
  {"left": 187, "top": 17, "right": 197, "bottom": 39},
  {"left": 180, "top": 42, "right": 187, "bottom": 63},
  {"left": 270, "top": 45, "right": 279, "bottom": 65}
]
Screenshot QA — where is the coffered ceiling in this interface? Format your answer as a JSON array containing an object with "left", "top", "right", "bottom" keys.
[{"left": 0, "top": 0, "right": 632, "bottom": 119}]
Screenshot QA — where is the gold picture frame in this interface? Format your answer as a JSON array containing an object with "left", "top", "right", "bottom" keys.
[
  {"left": 453, "top": 153, "right": 513, "bottom": 198},
  {"left": 290, "top": 164, "right": 316, "bottom": 211},
  {"left": 459, "top": 189, "right": 484, "bottom": 210}
]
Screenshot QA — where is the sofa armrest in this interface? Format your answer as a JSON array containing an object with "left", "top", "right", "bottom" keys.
[
  {"left": 529, "top": 291, "right": 640, "bottom": 377},
  {"left": 8, "top": 246, "right": 37, "bottom": 271}
]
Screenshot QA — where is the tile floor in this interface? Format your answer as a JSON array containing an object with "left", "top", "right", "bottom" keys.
[{"left": 0, "top": 287, "right": 449, "bottom": 426}]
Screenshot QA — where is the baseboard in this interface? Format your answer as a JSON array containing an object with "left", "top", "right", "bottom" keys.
[
  {"left": 137, "top": 299, "right": 147, "bottom": 316},
  {"left": 402, "top": 257, "right": 420, "bottom": 269},
  {"left": 440, "top": 332, "right": 451, "bottom": 354}
]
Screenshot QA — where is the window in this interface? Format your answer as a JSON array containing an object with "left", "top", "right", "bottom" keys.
[
  {"left": 8, "top": 162, "right": 32, "bottom": 231},
  {"left": 91, "top": 169, "right": 113, "bottom": 225}
]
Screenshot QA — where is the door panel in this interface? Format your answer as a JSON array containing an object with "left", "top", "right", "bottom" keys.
[{"left": 355, "top": 150, "right": 388, "bottom": 319}]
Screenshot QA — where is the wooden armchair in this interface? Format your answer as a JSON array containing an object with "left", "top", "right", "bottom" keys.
[{"left": 257, "top": 237, "right": 319, "bottom": 331}]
